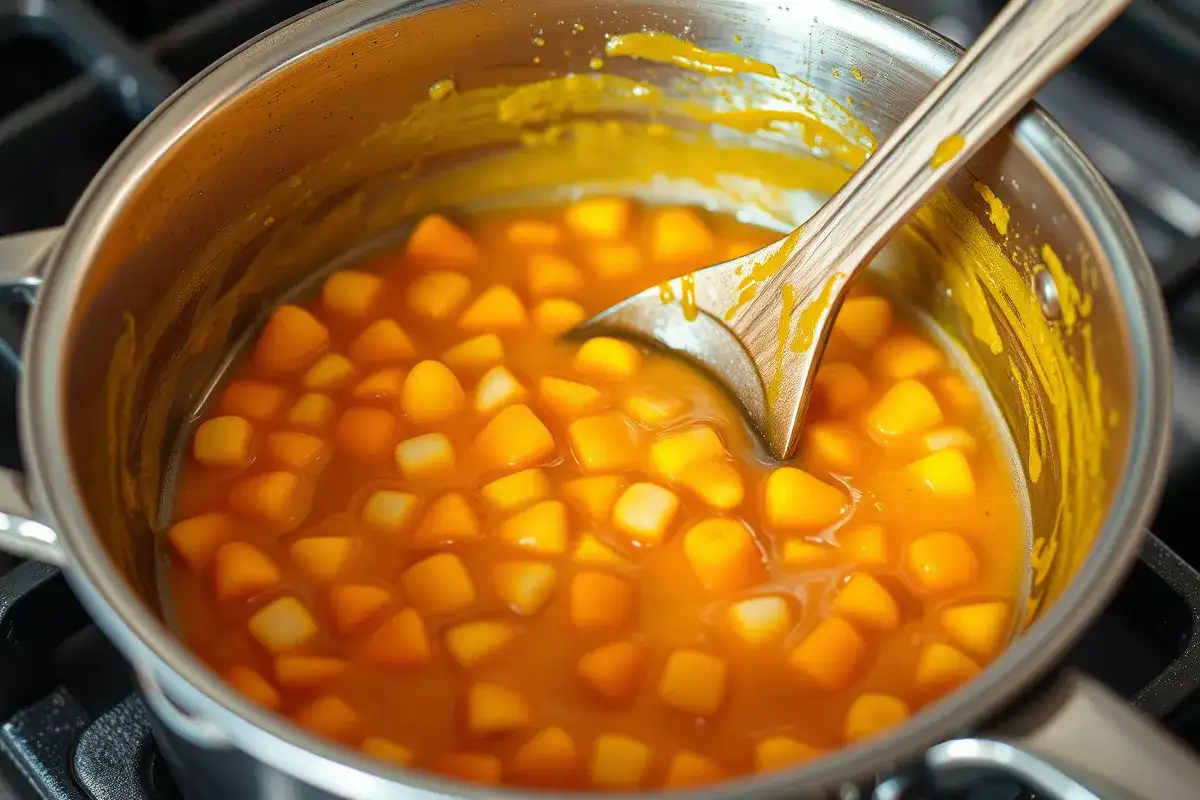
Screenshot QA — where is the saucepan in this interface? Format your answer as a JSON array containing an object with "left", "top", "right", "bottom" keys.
[{"left": 0, "top": 0, "right": 1191, "bottom": 797}]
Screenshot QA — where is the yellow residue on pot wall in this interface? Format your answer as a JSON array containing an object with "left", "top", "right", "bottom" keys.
[{"left": 107, "top": 30, "right": 1108, "bottom": 620}]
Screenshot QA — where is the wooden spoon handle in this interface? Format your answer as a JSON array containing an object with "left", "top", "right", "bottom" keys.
[{"left": 788, "top": 0, "right": 1132, "bottom": 279}]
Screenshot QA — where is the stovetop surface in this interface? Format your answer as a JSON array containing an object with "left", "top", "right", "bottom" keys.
[{"left": 3, "top": 1, "right": 1200, "bottom": 798}]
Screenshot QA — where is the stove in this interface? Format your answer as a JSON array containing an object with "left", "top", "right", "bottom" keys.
[{"left": 0, "top": 2, "right": 1199, "bottom": 798}]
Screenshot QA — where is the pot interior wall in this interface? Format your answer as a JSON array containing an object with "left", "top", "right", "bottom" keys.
[{"left": 60, "top": 0, "right": 1128, "bottom": 666}]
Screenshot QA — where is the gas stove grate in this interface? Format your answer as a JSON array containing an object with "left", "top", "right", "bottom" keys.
[{"left": 0, "top": 0, "right": 316, "bottom": 236}]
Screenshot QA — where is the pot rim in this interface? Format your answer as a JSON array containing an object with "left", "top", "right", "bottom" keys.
[{"left": 20, "top": 0, "right": 1174, "bottom": 796}]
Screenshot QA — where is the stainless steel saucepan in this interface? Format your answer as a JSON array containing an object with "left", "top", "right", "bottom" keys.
[{"left": 0, "top": 0, "right": 1192, "bottom": 798}]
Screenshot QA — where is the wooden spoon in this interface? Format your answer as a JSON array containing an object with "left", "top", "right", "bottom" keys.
[{"left": 572, "top": 0, "right": 1130, "bottom": 461}]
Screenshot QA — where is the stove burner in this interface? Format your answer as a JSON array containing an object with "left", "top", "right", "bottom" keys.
[{"left": 2, "top": 1, "right": 1200, "bottom": 798}]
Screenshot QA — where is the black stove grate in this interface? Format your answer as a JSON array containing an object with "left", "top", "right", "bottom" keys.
[
  {"left": 2, "top": 1, "right": 1200, "bottom": 799},
  {"left": 0, "top": 0, "right": 317, "bottom": 236}
]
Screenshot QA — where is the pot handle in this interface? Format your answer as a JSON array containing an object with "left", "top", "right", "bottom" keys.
[
  {"left": 0, "top": 228, "right": 66, "bottom": 567},
  {"left": 895, "top": 670, "right": 1200, "bottom": 800},
  {"left": 136, "top": 668, "right": 232, "bottom": 750}
]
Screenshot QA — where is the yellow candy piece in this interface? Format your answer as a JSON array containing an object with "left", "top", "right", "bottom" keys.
[
  {"left": 572, "top": 534, "right": 627, "bottom": 566},
  {"left": 666, "top": 752, "right": 726, "bottom": 788},
  {"left": 532, "top": 298, "right": 586, "bottom": 336},
  {"left": 677, "top": 460, "right": 744, "bottom": 510},
  {"left": 290, "top": 537, "right": 357, "bottom": 583},
  {"left": 589, "top": 734, "right": 651, "bottom": 789},
  {"left": 865, "top": 379, "right": 943, "bottom": 440},
  {"left": 844, "top": 693, "right": 910, "bottom": 743},
  {"left": 395, "top": 432, "right": 455, "bottom": 479},
  {"left": 526, "top": 252, "right": 584, "bottom": 297},
  {"left": 904, "top": 449, "right": 976, "bottom": 498},
  {"left": 406, "top": 270, "right": 472, "bottom": 321},
  {"left": 539, "top": 376, "right": 606, "bottom": 420},
  {"left": 472, "top": 404, "right": 557, "bottom": 472},
  {"left": 431, "top": 752, "right": 502, "bottom": 785},
  {"left": 467, "top": 682, "right": 532, "bottom": 737},
  {"left": 287, "top": 393, "right": 336, "bottom": 431},
  {"left": 193, "top": 415, "right": 253, "bottom": 469},
  {"left": 349, "top": 319, "right": 417, "bottom": 366},
  {"left": 906, "top": 531, "right": 979, "bottom": 592},
  {"left": 499, "top": 500, "right": 569, "bottom": 555},
  {"left": 568, "top": 412, "right": 641, "bottom": 472},
  {"left": 474, "top": 365, "right": 527, "bottom": 416},
  {"left": 611, "top": 482, "right": 680, "bottom": 546},
  {"left": 459, "top": 285, "right": 528, "bottom": 331},
  {"left": 874, "top": 334, "right": 946, "bottom": 380},
  {"left": 838, "top": 523, "right": 888, "bottom": 565},
  {"left": 570, "top": 571, "right": 634, "bottom": 630},
  {"left": 726, "top": 595, "right": 792, "bottom": 647},
  {"left": 445, "top": 620, "right": 520, "bottom": 667},
  {"left": 322, "top": 270, "right": 385, "bottom": 320},
  {"left": 493, "top": 561, "right": 558, "bottom": 615},
  {"left": 402, "top": 553, "right": 476, "bottom": 615},
  {"left": 813, "top": 362, "right": 871, "bottom": 415},
  {"left": 401, "top": 360, "right": 465, "bottom": 426},
  {"left": 352, "top": 367, "right": 406, "bottom": 402},
  {"left": 755, "top": 736, "right": 822, "bottom": 773},
  {"left": 651, "top": 207, "right": 715, "bottom": 263},
  {"left": 564, "top": 197, "right": 632, "bottom": 239},
  {"left": 404, "top": 213, "right": 480, "bottom": 270},
  {"left": 302, "top": 353, "right": 356, "bottom": 392},
  {"left": 941, "top": 601, "right": 1011, "bottom": 657},
  {"left": 411, "top": 492, "right": 481, "bottom": 548},
  {"left": 327, "top": 584, "right": 391, "bottom": 635},
  {"left": 505, "top": 219, "right": 562, "bottom": 248},
  {"left": 621, "top": 389, "right": 685, "bottom": 427},
  {"left": 512, "top": 727, "right": 577, "bottom": 786},
  {"left": 361, "top": 737, "right": 415, "bottom": 766},
  {"left": 830, "top": 573, "right": 901, "bottom": 632},
  {"left": 803, "top": 422, "right": 867, "bottom": 475},
  {"left": 572, "top": 337, "right": 642, "bottom": 382},
  {"left": 682, "top": 518, "right": 765, "bottom": 592},
  {"left": 658, "top": 649, "right": 728, "bottom": 716},
  {"left": 649, "top": 425, "right": 724, "bottom": 480},
  {"left": 832, "top": 296, "right": 893, "bottom": 348},
  {"left": 589, "top": 243, "right": 642, "bottom": 278},
  {"left": 789, "top": 617, "right": 867, "bottom": 691},
  {"left": 248, "top": 597, "right": 318, "bottom": 654},
  {"left": 253, "top": 305, "right": 329, "bottom": 375},
  {"left": 480, "top": 469, "right": 550, "bottom": 512},
  {"left": 577, "top": 640, "right": 643, "bottom": 704},
  {"left": 563, "top": 475, "right": 624, "bottom": 522},
  {"left": 168, "top": 513, "right": 233, "bottom": 571},
  {"left": 763, "top": 467, "right": 847, "bottom": 531},
  {"left": 214, "top": 542, "right": 280, "bottom": 602},
  {"left": 359, "top": 608, "right": 432, "bottom": 668},
  {"left": 443, "top": 333, "right": 504, "bottom": 372},
  {"left": 360, "top": 489, "right": 419, "bottom": 534},
  {"left": 915, "top": 642, "right": 981, "bottom": 690}
]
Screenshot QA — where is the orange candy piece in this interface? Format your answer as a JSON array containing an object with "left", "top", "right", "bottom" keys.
[
  {"left": 213, "top": 541, "right": 280, "bottom": 601},
  {"left": 349, "top": 319, "right": 417, "bottom": 366},
  {"left": 472, "top": 404, "right": 556, "bottom": 472},
  {"left": 789, "top": 617, "right": 868, "bottom": 691},
  {"left": 577, "top": 640, "right": 644, "bottom": 704},
  {"left": 682, "top": 518, "right": 765, "bottom": 592},
  {"left": 168, "top": 512, "right": 234, "bottom": 571},
  {"left": 253, "top": 305, "right": 329, "bottom": 374},
  {"left": 334, "top": 406, "right": 397, "bottom": 461},
  {"left": 327, "top": 584, "right": 392, "bottom": 635},
  {"left": 360, "top": 609, "right": 432, "bottom": 667},
  {"left": 404, "top": 213, "right": 480, "bottom": 270}
]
